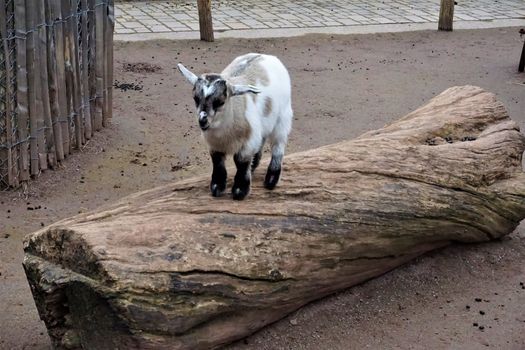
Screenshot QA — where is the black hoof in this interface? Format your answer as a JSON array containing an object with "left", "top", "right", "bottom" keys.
[
  {"left": 210, "top": 182, "right": 226, "bottom": 197},
  {"left": 264, "top": 167, "right": 281, "bottom": 190},
  {"left": 232, "top": 186, "right": 249, "bottom": 200}
]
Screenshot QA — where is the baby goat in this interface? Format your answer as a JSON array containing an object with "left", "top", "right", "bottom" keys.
[{"left": 178, "top": 53, "right": 293, "bottom": 200}]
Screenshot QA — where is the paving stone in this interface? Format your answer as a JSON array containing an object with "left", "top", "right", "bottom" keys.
[{"left": 115, "top": 0, "right": 525, "bottom": 35}]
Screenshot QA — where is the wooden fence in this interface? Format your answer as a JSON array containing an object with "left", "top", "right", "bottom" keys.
[{"left": 0, "top": 0, "right": 114, "bottom": 189}]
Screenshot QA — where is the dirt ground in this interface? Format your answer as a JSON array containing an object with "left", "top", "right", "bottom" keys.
[{"left": 1, "top": 27, "right": 525, "bottom": 350}]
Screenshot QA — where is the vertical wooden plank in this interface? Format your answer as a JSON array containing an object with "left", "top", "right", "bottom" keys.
[
  {"left": 62, "top": 0, "right": 82, "bottom": 149},
  {"left": 51, "top": 0, "right": 71, "bottom": 156},
  {"left": 45, "top": 0, "right": 65, "bottom": 161},
  {"left": 81, "top": 0, "right": 92, "bottom": 139},
  {"left": 519, "top": 39, "right": 525, "bottom": 73},
  {"left": 26, "top": 0, "right": 43, "bottom": 176},
  {"left": 14, "top": 0, "right": 30, "bottom": 181},
  {"left": 100, "top": 0, "right": 107, "bottom": 126},
  {"left": 88, "top": 0, "right": 99, "bottom": 131},
  {"left": 37, "top": 0, "right": 56, "bottom": 168},
  {"left": 32, "top": 0, "right": 47, "bottom": 171},
  {"left": 0, "top": 2, "right": 10, "bottom": 187},
  {"left": 104, "top": 0, "right": 114, "bottom": 123},
  {"left": 7, "top": 0, "right": 19, "bottom": 186},
  {"left": 93, "top": 0, "right": 104, "bottom": 130},
  {"left": 197, "top": 0, "right": 214, "bottom": 42},
  {"left": 60, "top": 0, "right": 75, "bottom": 150},
  {"left": 438, "top": 0, "right": 454, "bottom": 31},
  {"left": 70, "top": 0, "right": 84, "bottom": 145}
]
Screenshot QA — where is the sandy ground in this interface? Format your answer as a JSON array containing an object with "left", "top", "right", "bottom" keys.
[{"left": 1, "top": 27, "right": 525, "bottom": 350}]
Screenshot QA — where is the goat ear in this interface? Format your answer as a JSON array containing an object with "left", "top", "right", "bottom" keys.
[
  {"left": 230, "top": 84, "right": 261, "bottom": 96},
  {"left": 177, "top": 64, "right": 198, "bottom": 85}
]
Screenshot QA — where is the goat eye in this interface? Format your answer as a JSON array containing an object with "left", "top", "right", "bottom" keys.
[
  {"left": 193, "top": 96, "right": 200, "bottom": 106},
  {"left": 213, "top": 100, "right": 224, "bottom": 110}
]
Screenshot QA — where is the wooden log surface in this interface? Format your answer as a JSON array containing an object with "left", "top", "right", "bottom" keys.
[{"left": 24, "top": 86, "right": 525, "bottom": 350}]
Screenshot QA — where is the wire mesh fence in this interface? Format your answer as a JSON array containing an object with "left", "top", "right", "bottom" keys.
[{"left": 0, "top": 0, "right": 114, "bottom": 189}]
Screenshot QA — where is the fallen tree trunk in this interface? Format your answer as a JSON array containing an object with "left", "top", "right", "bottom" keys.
[{"left": 24, "top": 86, "right": 525, "bottom": 350}]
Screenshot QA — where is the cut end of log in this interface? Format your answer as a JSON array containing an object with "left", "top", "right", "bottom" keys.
[{"left": 24, "top": 86, "right": 525, "bottom": 350}]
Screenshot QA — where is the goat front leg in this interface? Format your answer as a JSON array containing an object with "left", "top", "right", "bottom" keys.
[
  {"left": 210, "top": 151, "right": 227, "bottom": 197},
  {"left": 232, "top": 153, "right": 252, "bottom": 200}
]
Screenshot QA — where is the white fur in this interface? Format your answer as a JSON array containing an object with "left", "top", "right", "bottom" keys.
[
  {"left": 179, "top": 53, "right": 293, "bottom": 197},
  {"left": 218, "top": 53, "right": 293, "bottom": 161},
  {"left": 202, "top": 82, "right": 216, "bottom": 97}
]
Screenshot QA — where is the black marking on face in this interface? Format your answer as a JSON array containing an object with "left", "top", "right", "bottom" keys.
[
  {"left": 193, "top": 95, "right": 201, "bottom": 107},
  {"left": 232, "top": 153, "right": 251, "bottom": 200},
  {"left": 210, "top": 152, "right": 227, "bottom": 197},
  {"left": 193, "top": 75, "right": 228, "bottom": 117},
  {"left": 204, "top": 74, "right": 222, "bottom": 82}
]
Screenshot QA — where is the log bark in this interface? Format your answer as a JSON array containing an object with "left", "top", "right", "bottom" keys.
[{"left": 23, "top": 86, "right": 525, "bottom": 350}]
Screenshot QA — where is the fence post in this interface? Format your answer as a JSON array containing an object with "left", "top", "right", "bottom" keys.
[
  {"left": 438, "top": 0, "right": 454, "bottom": 31},
  {"left": 26, "top": 0, "right": 43, "bottom": 175},
  {"left": 519, "top": 31, "right": 525, "bottom": 72},
  {"left": 51, "top": 0, "right": 72, "bottom": 156},
  {"left": 93, "top": 0, "right": 104, "bottom": 130},
  {"left": 197, "top": 0, "right": 214, "bottom": 42},
  {"left": 0, "top": 3, "right": 13, "bottom": 186},
  {"left": 14, "top": 0, "right": 30, "bottom": 181},
  {"left": 45, "top": 0, "right": 65, "bottom": 162},
  {"left": 37, "top": 0, "right": 56, "bottom": 168},
  {"left": 80, "top": 0, "right": 93, "bottom": 139},
  {"left": 105, "top": 0, "right": 114, "bottom": 121}
]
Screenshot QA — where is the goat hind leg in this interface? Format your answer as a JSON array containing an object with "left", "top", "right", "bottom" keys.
[{"left": 264, "top": 142, "right": 284, "bottom": 190}]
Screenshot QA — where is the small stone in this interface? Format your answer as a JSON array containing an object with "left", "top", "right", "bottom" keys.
[
  {"left": 475, "top": 298, "right": 482, "bottom": 302},
  {"left": 479, "top": 310, "right": 485, "bottom": 315},
  {"left": 473, "top": 322, "right": 478, "bottom": 327},
  {"left": 290, "top": 319, "right": 298, "bottom": 326}
]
